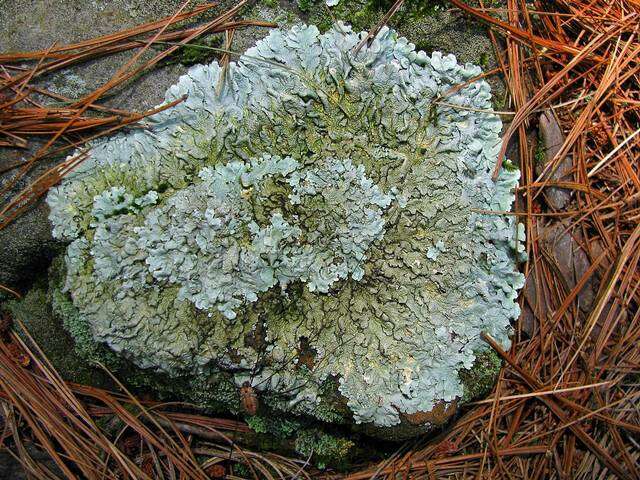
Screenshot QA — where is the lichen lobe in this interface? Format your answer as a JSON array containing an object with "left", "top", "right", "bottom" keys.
[{"left": 47, "top": 23, "right": 524, "bottom": 429}]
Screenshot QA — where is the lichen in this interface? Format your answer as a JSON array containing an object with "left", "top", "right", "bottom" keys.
[
  {"left": 246, "top": 415, "right": 300, "bottom": 437},
  {"left": 130, "top": 155, "right": 391, "bottom": 319},
  {"left": 298, "top": 0, "right": 313, "bottom": 12},
  {"left": 243, "top": 415, "right": 351, "bottom": 464},
  {"left": 47, "top": 23, "right": 524, "bottom": 428}
]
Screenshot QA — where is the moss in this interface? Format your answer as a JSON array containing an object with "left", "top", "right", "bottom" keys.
[
  {"left": 3, "top": 274, "right": 111, "bottom": 387},
  {"left": 294, "top": 430, "right": 354, "bottom": 469},
  {"left": 243, "top": 412, "right": 359, "bottom": 469},
  {"left": 307, "top": 0, "right": 378, "bottom": 32},
  {"left": 245, "top": 415, "right": 269, "bottom": 434},
  {"left": 176, "top": 36, "right": 223, "bottom": 67},
  {"left": 244, "top": 421, "right": 295, "bottom": 452},
  {"left": 186, "top": 374, "right": 242, "bottom": 414},
  {"left": 368, "top": 0, "right": 446, "bottom": 17},
  {"left": 305, "top": 0, "right": 445, "bottom": 33},
  {"left": 297, "top": 0, "right": 313, "bottom": 13},
  {"left": 535, "top": 133, "right": 547, "bottom": 168},
  {"left": 503, "top": 159, "right": 519, "bottom": 172},
  {"left": 479, "top": 52, "right": 490, "bottom": 69},
  {"left": 246, "top": 415, "right": 301, "bottom": 436},
  {"left": 492, "top": 91, "right": 507, "bottom": 113},
  {"left": 459, "top": 349, "right": 503, "bottom": 403},
  {"left": 232, "top": 463, "right": 252, "bottom": 477},
  {"left": 49, "top": 257, "right": 119, "bottom": 370},
  {"left": 306, "top": 382, "right": 351, "bottom": 424},
  {"left": 242, "top": 1, "right": 299, "bottom": 32},
  {"left": 308, "top": 0, "right": 507, "bottom": 104}
]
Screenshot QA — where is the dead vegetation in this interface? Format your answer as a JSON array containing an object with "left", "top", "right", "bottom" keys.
[{"left": 1, "top": 0, "right": 640, "bottom": 478}]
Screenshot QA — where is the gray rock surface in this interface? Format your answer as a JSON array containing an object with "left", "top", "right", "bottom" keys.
[
  {"left": 0, "top": 0, "right": 509, "bottom": 470},
  {"left": 0, "top": 444, "right": 62, "bottom": 480},
  {"left": 4, "top": 279, "right": 112, "bottom": 386},
  {"left": 0, "top": 197, "right": 61, "bottom": 291}
]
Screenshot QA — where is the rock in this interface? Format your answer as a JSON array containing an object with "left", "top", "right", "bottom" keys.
[
  {"left": 0, "top": 146, "right": 64, "bottom": 293},
  {"left": 3, "top": 276, "right": 112, "bottom": 387},
  {"left": 0, "top": 0, "right": 278, "bottom": 292},
  {"left": 0, "top": 444, "right": 62, "bottom": 480},
  {"left": 0, "top": 0, "right": 505, "bottom": 293},
  {"left": 537, "top": 110, "right": 573, "bottom": 210},
  {"left": 0, "top": 200, "right": 61, "bottom": 291},
  {"left": 0, "top": 0, "right": 514, "bottom": 462},
  {"left": 46, "top": 22, "right": 523, "bottom": 438},
  {"left": 307, "top": 0, "right": 506, "bottom": 103}
]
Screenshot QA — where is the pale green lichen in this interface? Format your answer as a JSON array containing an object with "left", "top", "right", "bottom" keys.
[
  {"left": 47, "top": 23, "right": 524, "bottom": 428},
  {"left": 131, "top": 155, "right": 391, "bottom": 319},
  {"left": 90, "top": 187, "right": 158, "bottom": 226}
]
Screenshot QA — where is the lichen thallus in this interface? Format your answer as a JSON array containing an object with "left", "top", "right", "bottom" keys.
[
  {"left": 142, "top": 38, "right": 440, "bottom": 417},
  {"left": 237, "top": 314, "right": 361, "bottom": 417}
]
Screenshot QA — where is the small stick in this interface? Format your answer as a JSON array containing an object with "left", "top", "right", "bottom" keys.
[{"left": 353, "top": 0, "right": 405, "bottom": 55}]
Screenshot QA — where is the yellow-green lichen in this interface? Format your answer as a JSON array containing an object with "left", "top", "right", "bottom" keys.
[{"left": 294, "top": 430, "right": 355, "bottom": 469}]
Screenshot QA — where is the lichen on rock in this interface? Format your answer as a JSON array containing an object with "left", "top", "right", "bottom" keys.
[
  {"left": 132, "top": 155, "right": 391, "bottom": 319},
  {"left": 47, "top": 23, "right": 524, "bottom": 429}
]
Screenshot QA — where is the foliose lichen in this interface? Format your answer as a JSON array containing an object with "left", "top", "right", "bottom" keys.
[
  {"left": 47, "top": 23, "right": 524, "bottom": 428},
  {"left": 131, "top": 155, "right": 391, "bottom": 319}
]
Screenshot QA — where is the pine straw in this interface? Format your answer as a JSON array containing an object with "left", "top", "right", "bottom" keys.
[
  {"left": 1, "top": 0, "right": 640, "bottom": 478},
  {"left": 0, "top": 317, "right": 313, "bottom": 479}
]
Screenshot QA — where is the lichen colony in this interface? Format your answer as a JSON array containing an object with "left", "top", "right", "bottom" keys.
[{"left": 47, "top": 23, "right": 524, "bottom": 427}]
